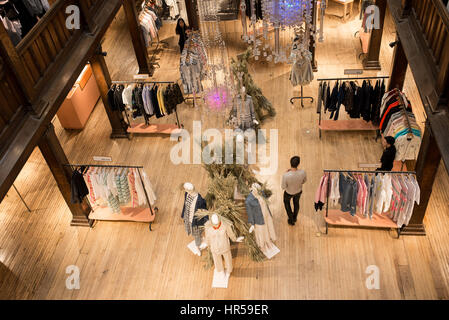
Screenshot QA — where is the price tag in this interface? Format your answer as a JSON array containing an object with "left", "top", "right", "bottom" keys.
[
  {"left": 344, "top": 69, "right": 363, "bottom": 75},
  {"left": 133, "top": 74, "right": 149, "bottom": 80},
  {"left": 93, "top": 156, "right": 112, "bottom": 162}
]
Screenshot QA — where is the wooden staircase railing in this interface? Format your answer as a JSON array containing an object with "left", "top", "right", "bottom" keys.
[{"left": 412, "top": 0, "right": 449, "bottom": 99}]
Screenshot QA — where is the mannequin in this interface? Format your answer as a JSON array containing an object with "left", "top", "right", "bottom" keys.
[
  {"left": 245, "top": 183, "right": 277, "bottom": 253},
  {"left": 229, "top": 86, "right": 259, "bottom": 130},
  {"left": 181, "top": 182, "right": 208, "bottom": 254},
  {"left": 204, "top": 213, "right": 244, "bottom": 278}
]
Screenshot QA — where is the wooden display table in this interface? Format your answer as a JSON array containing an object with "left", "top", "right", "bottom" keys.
[
  {"left": 324, "top": 209, "right": 398, "bottom": 229},
  {"left": 128, "top": 123, "right": 182, "bottom": 135},
  {"left": 329, "top": 0, "right": 354, "bottom": 22},
  {"left": 89, "top": 205, "right": 155, "bottom": 223},
  {"left": 57, "top": 65, "right": 100, "bottom": 129},
  {"left": 319, "top": 119, "right": 380, "bottom": 139}
]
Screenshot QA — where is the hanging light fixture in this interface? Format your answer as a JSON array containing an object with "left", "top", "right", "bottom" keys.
[
  {"left": 245, "top": 0, "right": 317, "bottom": 64},
  {"left": 197, "top": 0, "right": 235, "bottom": 113}
]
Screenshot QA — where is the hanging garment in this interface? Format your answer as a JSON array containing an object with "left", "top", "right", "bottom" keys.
[
  {"left": 22, "top": 0, "right": 44, "bottom": 16},
  {"left": 71, "top": 169, "right": 89, "bottom": 204},
  {"left": 181, "top": 192, "right": 208, "bottom": 235},
  {"left": 314, "top": 173, "right": 329, "bottom": 211},
  {"left": 230, "top": 94, "right": 256, "bottom": 131},
  {"left": 165, "top": 0, "right": 179, "bottom": 18},
  {"left": 290, "top": 50, "right": 314, "bottom": 87}
]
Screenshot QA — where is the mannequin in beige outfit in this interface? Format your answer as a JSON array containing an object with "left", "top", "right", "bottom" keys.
[
  {"left": 204, "top": 214, "right": 244, "bottom": 278},
  {"left": 247, "top": 183, "right": 277, "bottom": 253}
]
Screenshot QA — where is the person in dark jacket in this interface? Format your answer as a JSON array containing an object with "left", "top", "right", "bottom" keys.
[
  {"left": 377, "top": 136, "right": 397, "bottom": 171},
  {"left": 175, "top": 18, "right": 188, "bottom": 53}
]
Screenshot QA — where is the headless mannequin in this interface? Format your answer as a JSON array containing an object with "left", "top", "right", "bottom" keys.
[
  {"left": 205, "top": 213, "right": 244, "bottom": 278},
  {"left": 247, "top": 183, "right": 277, "bottom": 253},
  {"left": 182, "top": 182, "right": 208, "bottom": 255}
]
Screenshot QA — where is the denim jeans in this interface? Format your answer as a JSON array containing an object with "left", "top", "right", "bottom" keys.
[{"left": 283, "top": 191, "right": 302, "bottom": 223}]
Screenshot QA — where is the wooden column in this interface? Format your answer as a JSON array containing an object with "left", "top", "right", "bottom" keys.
[
  {"left": 38, "top": 123, "right": 93, "bottom": 227},
  {"left": 363, "top": 0, "right": 387, "bottom": 70},
  {"left": 185, "top": 0, "right": 200, "bottom": 30},
  {"left": 90, "top": 47, "right": 129, "bottom": 139},
  {"left": 401, "top": 122, "right": 441, "bottom": 236},
  {"left": 387, "top": 37, "right": 408, "bottom": 91},
  {"left": 310, "top": 0, "right": 318, "bottom": 72},
  {"left": 122, "top": 0, "right": 152, "bottom": 75}
]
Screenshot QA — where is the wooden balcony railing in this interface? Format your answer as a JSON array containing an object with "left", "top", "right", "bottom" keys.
[
  {"left": 0, "top": 54, "right": 28, "bottom": 155},
  {"left": 15, "top": 0, "right": 82, "bottom": 98},
  {"left": 412, "top": 0, "right": 449, "bottom": 96}
]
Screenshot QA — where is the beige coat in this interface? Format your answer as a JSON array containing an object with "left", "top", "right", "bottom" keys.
[{"left": 204, "top": 220, "right": 237, "bottom": 255}]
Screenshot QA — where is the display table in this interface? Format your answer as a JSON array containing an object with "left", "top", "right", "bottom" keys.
[
  {"left": 56, "top": 64, "right": 100, "bottom": 129},
  {"left": 329, "top": 0, "right": 354, "bottom": 22}
]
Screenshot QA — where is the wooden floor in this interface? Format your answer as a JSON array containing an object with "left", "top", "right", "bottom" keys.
[{"left": 1, "top": 3, "right": 449, "bottom": 299}]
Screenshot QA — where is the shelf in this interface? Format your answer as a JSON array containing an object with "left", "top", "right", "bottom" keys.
[
  {"left": 319, "top": 119, "right": 378, "bottom": 131},
  {"left": 324, "top": 209, "right": 398, "bottom": 229},
  {"left": 89, "top": 205, "right": 155, "bottom": 223},
  {"left": 128, "top": 123, "right": 182, "bottom": 135}
]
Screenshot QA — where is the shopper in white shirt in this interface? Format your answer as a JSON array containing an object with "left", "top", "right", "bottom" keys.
[{"left": 281, "top": 156, "right": 307, "bottom": 226}]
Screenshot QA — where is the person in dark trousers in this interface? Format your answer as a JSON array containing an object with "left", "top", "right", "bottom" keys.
[
  {"left": 175, "top": 18, "right": 188, "bottom": 53},
  {"left": 377, "top": 136, "right": 397, "bottom": 171},
  {"left": 281, "top": 156, "right": 307, "bottom": 226}
]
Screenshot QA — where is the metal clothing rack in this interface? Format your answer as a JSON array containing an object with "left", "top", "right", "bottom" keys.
[
  {"left": 66, "top": 164, "right": 158, "bottom": 230},
  {"left": 322, "top": 169, "right": 416, "bottom": 238},
  {"left": 111, "top": 80, "right": 183, "bottom": 132},
  {"left": 316, "top": 76, "right": 390, "bottom": 139},
  {"left": 290, "top": 85, "right": 314, "bottom": 108}
]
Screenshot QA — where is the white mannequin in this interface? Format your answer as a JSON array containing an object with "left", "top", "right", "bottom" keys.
[
  {"left": 240, "top": 86, "right": 260, "bottom": 126},
  {"left": 246, "top": 182, "right": 277, "bottom": 256},
  {"left": 211, "top": 214, "right": 244, "bottom": 243},
  {"left": 183, "top": 182, "right": 207, "bottom": 254},
  {"left": 248, "top": 183, "right": 262, "bottom": 234}
]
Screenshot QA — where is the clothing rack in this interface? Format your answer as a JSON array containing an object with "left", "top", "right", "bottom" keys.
[
  {"left": 111, "top": 80, "right": 183, "bottom": 136},
  {"left": 316, "top": 75, "right": 390, "bottom": 139},
  {"left": 317, "top": 76, "right": 390, "bottom": 81},
  {"left": 322, "top": 169, "right": 416, "bottom": 238},
  {"left": 290, "top": 85, "right": 314, "bottom": 108},
  {"left": 66, "top": 164, "right": 157, "bottom": 230},
  {"left": 397, "top": 93, "right": 414, "bottom": 141}
]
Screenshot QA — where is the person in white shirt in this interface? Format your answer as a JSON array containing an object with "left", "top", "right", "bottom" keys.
[{"left": 281, "top": 156, "right": 307, "bottom": 226}]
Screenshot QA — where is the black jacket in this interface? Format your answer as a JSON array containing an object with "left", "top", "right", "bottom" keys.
[
  {"left": 379, "top": 146, "right": 397, "bottom": 171},
  {"left": 71, "top": 170, "right": 89, "bottom": 204}
]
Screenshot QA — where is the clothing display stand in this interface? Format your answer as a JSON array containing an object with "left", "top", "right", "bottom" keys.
[
  {"left": 65, "top": 164, "right": 158, "bottom": 230},
  {"left": 316, "top": 75, "right": 389, "bottom": 139},
  {"left": 322, "top": 169, "right": 416, "bottom": 238},
  {"left": 111, "top": 80, "right": 184, "bottom": 136},
  {"left": 290, "top": 85, "right": 314, "bottom": 108}
]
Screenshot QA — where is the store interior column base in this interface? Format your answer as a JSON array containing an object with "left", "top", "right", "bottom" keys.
[{"left": 400, "top": 224, "right": 426, "bottom": 236}]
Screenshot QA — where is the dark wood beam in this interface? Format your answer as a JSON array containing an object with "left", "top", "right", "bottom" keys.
[
  {"left": 90, "top": 48, "right": 129, "bottom": 139},
  {"left": 38, "top": 123, "right": 93, "bottom": 227},
  {"left": 0, "top": 0, "right": 122, "bottom": 203},
  {"left": 185, "top": 0, "right": 200, "bottom": 30},
  {"left": 400, "top": 121, "right": 441, "bottom": 236},
  {"left": 363, "top": 0, "right": 387, "bottom": 70},
  {"left": 122, "top": 0, "right": 152, "bottom": 75},
  {"left": 387, "top": 36, "right": 408, "bottom": 91}
]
